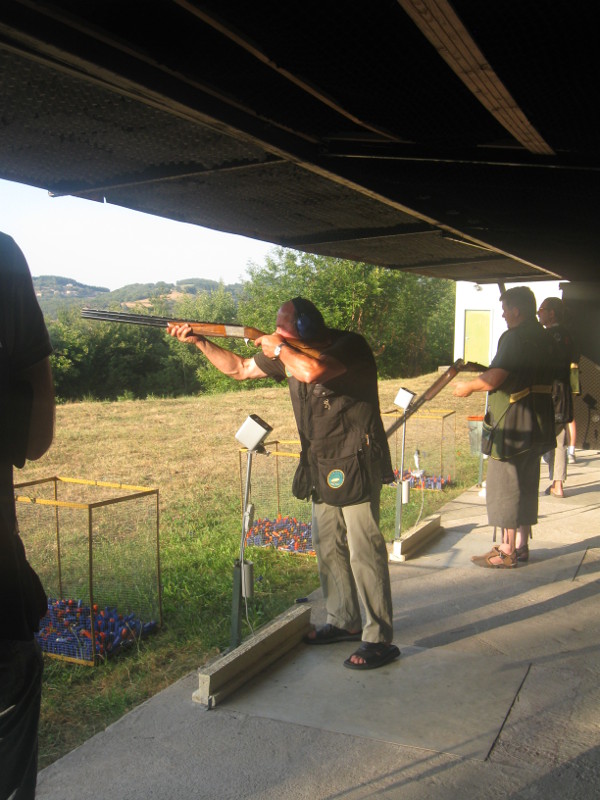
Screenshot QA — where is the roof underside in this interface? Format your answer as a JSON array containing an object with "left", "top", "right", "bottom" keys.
[{"left": 1, "top": 0, "right": 599, "bottom": 283}]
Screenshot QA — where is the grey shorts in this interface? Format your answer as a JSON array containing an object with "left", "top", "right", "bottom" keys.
[{"left": 486, "top": 450, "right": 541, "bottom": 529}]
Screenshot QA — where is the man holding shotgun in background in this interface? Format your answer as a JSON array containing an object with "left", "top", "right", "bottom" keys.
[
  {"left": 169, "top": 297, "right": 400, "bottom": 671},
  {"left": 453, "top": 287, "right": 556, "bottom": 567}
]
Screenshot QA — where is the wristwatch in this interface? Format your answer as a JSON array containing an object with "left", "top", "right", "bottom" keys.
[{"left": 273, "top": 342, "right": 287, "bottom": 359}]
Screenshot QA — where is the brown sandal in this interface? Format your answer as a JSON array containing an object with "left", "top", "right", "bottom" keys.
[
  {"left": 490, "top": 542, "right": 529, "bottom": 563},
  {"left": 472, "top": 548, "right": 517, "bottom": 568},
  {"left": 516, "top": 544, "right": 529, "bottom": 562}
]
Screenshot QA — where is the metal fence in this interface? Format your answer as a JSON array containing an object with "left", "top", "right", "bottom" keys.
[{"left": 15, "top": 476, "right": 162, "bottom": 665}]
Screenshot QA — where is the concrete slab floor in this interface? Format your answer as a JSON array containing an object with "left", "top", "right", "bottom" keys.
[{"left": 221, "top": 642, "right": 527, "bottom": 760}]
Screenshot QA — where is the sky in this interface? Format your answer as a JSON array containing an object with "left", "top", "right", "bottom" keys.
[{"left": 0, "top": 178, "right": 276, "bottom": 291}]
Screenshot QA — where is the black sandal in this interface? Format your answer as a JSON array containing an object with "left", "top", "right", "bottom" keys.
[
  {"left": 304, "top": 624, "right": 362, "bottom": 645},
  {"left": 343, "top": 642, "right": 400, "bottom": 670}
]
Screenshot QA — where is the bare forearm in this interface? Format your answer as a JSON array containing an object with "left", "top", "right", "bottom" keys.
[
  {"left": 193, "top": 336, "right": 247, "bottom": 377},
  {"left": 453, "top": 367, "right": 509, "bottom": 397},
  {"left": 255, "top": 335, "right": 346, "bottom": 383},
  {"left": 169, "top": 324, "right": 264, "bottom": 380},
  {"left": 278, "top": 343, "right": 341, "bottom": 382}
]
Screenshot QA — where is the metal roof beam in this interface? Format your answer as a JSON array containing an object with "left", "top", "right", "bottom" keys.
[
  {"left": 173, "top": 0, "right": 404, "bottom": 144},
  {"left": 49, "top": 157, "right": 284, "bottom": 199},
  {"left": 397, "top": 0, "right": 555, "bottom": 155},
  {"left": 281, "top": 223, "right": 436, "bottom": 248}
]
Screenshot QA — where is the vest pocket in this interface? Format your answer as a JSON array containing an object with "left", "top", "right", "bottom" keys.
[
  {"left": 292, "top": 458, "right": 312, "bottom": 501},
  {"left": 314, "top": 449, "right": 370, "bottom": 506},
  {"left": 481, "top": 414, "right": 494, "bottom": 456}
]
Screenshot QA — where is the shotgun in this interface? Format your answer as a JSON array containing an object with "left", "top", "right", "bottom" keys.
[
  {"left": 81, "top": 308, "right": 323, "bottom": 356},
  {"left": 385, "top": 359, "right": 487, "bottom": 438},
  {"left": 81, "top": 308, "right": 265, "bottom": 341}
]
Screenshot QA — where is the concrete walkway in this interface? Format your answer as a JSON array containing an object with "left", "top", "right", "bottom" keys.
[{"left": 37, "top": 450, "right": 600, "bottom": 799}]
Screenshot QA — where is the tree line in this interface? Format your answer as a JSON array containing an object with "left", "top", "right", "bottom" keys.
[{"left": 46, "top": 250, "right": 455, "bottom": 403}]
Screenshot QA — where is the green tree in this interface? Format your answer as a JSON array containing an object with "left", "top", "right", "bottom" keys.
[
  {"left": 48, "top": 306, "right": 193, "bottom": 401},
  {"left": 239, "top": 250, "right": 455, "bottom": 377},
  {"left": 47, "top": 308, "right": 91, "bottom": 400}
]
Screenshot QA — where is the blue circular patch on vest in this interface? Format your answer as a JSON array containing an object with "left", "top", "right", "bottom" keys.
[{"left": 327, "top": 469, "right": 345, "bottom": 489}]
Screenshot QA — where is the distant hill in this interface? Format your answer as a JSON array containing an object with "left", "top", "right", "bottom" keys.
[
  {"left": 34, "top": 275, "right": 244, "bottom": 318},
  {"left": 34, "top": 274, "right": 109, "bottom": 297}
]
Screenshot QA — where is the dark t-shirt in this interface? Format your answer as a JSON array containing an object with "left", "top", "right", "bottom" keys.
[
  {"left": 545, "top": 323, "right": 578, "bottom": 378},
  {"left": 490, "top": 318, "right": 556, "bottom": 392},
  {"left": 487, "top": 318, "right": 557, "bottom": 458},
  {"left": 1, "top": 232, "right": 52, "bottom": 640}
]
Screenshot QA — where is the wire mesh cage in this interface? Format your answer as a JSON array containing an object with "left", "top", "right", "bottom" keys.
[
  {"left": 382, "top": 408, "right": 456, "bottom": 489},
  {"left": 15, "top": 476, "right": 162, "bottom": 666},
  {"left": 239, "top": 441, "right": 314, "bottom": 555}
]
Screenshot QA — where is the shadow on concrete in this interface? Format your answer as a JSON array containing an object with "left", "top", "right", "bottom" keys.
[
  {"left": 507, "top": 744, "right": 600, "bottom": 800},
  {"left": 414, "top": 558, "right": 600, "bottom": 650}
]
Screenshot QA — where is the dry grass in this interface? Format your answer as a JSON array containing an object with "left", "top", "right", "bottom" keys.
[{"left": 20, "top": 389, "right": 300, "bottom": 506}]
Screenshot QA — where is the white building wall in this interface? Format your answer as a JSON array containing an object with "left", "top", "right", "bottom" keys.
[{"left": 453, "top": 279, "right": 564, "bottom": 365}]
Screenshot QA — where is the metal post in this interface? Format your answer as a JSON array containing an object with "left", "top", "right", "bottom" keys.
[
  {"left": 155, "top": 491, "right": 163, "bottom": 627},
  {"left": 274, "top": 441, "right": 281, "bottom": 517},
  {"left": 230, "top": 449, "right": 254, "bottom": 650},
  {"left": 54, "top": 477, "right": 63, "bottom": 598},
  {"left": 88, "top": 507, "right": 97, "bottom": 664},
  {"left": 478, "top": 394, "right": 490, "bottom": 487},
  {"left": 394, "top": 410, "right": 409, "bottom": 540},
  {"left": 230, "top": 560, "right": 243, "bottom": 650}
]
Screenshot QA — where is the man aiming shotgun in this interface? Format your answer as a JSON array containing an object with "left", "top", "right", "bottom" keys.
[
  {"left": 168, "top": 297, "right": 402, "bottom": 670},
  {"left": 85, "top": 301, "right": 400, "bottom": 670}
]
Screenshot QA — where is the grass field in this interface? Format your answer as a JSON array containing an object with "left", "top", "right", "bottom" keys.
[{"left": 15, "top": 372, "right": 486, "bottom": 768}]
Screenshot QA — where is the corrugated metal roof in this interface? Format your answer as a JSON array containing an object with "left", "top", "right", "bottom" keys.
[{"left": 1, "top": 0, "right": 598, "bottom": 283}]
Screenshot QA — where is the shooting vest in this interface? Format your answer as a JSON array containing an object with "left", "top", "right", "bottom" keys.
[
  {"left": 483, "top": 321, "right": 557, "bottom": 461},
  {"left": 290, "top": 359, "right": 392, "bottom": 506},
  {"left": 255, "top": 330, "right": 393, "bottom": 506}
]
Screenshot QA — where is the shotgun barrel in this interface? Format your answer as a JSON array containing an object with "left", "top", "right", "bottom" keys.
[
  {"left": 81, "top": 308, "right": 265, "bottom": 340},
  {"left": 82, "top": 308, "right": 181, "bottom": 328}
]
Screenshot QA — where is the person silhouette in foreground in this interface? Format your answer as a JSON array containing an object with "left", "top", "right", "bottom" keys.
[
  {"left": 1, "top": 231, "right": 55, "bottom": 800},
  {"left": 169, "top": 298, "right": 399, "bottom": 669}
]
